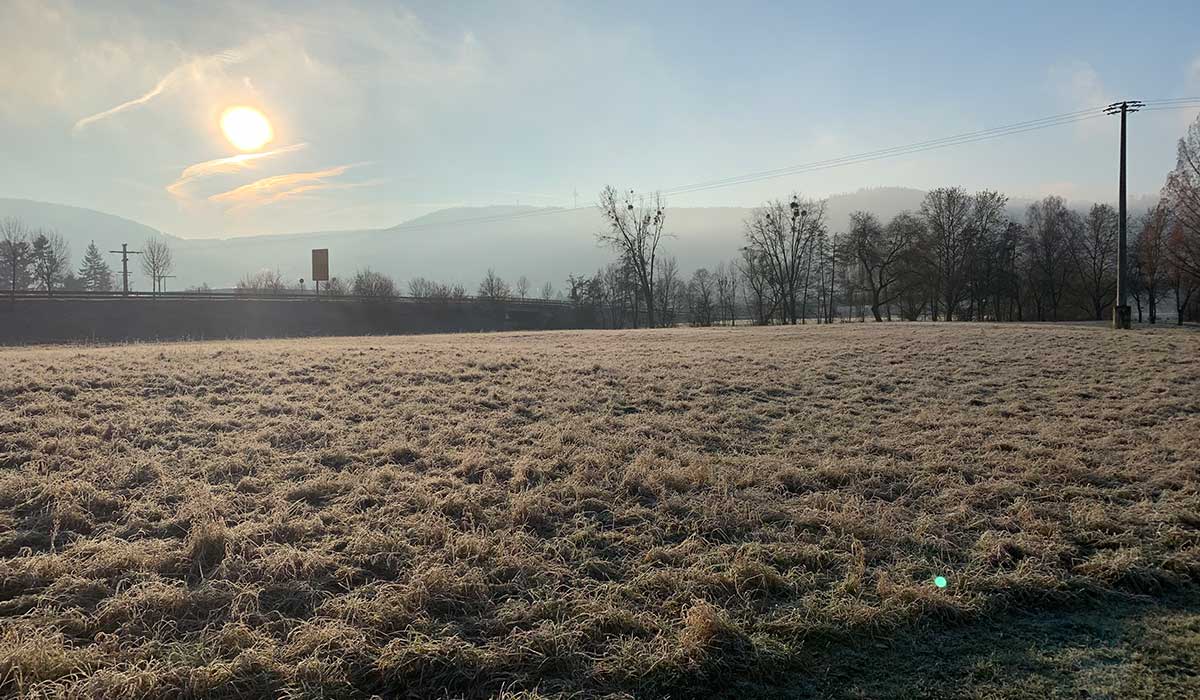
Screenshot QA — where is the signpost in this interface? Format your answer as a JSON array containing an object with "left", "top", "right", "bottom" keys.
[{"left": 311, "top": 249, "right": 329, "bottom": 296}]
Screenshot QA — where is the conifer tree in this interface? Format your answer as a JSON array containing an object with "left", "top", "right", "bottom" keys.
[{"left": 79, "top": 240, "right": 114, "bottom": 291}]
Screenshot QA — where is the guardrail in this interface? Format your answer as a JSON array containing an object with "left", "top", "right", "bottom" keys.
[{"left": 2, "top": 290, "right": 574, "bottom": 307}]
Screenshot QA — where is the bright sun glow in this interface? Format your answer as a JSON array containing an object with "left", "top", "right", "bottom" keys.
[{"left": 219, "top": 106, "right": 273, "bottom": 152}]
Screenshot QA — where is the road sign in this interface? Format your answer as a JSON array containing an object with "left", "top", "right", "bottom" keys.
[{"left": 312, "top": 249, "right": 329, "bottom": 281}]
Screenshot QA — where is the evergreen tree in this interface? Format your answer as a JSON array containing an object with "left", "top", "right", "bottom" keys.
[
  {"left": 78, "top": 240, "right": 114, "bottom": 291},
  {"left": 1, "top": 218, "right": 34, "bottom": 292},
  {"left": 30, "top": 231, "right": 69, "bottom": 293}
]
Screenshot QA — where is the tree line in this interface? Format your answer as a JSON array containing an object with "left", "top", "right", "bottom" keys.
[
  {"left": 579, "top": 115, "right": 1200, "bottom": 328},
  {"left": 1, "top": 223, "right": 175, "bottom": 295},
  {"left": 0, "top": 224, "right": 561, "bottom": 304},
  {"left": 7, "top": 114, "right": 1200, "bottom": 325},
  {"left": 234, "top": 266, "right": 558, "bottom": 302}
]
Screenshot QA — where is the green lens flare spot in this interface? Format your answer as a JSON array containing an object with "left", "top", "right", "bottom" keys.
[{"left": 934, "top": 576, "right": 948, "bottom": 589}]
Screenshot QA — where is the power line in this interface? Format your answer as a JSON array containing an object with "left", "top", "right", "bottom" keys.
[
  {"left": 662, "top": 113, "right": 1109, "bottom": 197},
  {"left": 381, "top": 103, "right": 1170, "bottom": 232},
  {"left": 357, "top": 108, "right": 1103, "bottom": 236},
  {"left": 1139, "top": 104, "right": 1200, "bottom": 112},
  {"left": 1141, "top": 97, "right": 1200, "bottom": 104},
  {"left": 660, "top": 107, "right": 1105, "bottom": 196},
  {"left": 1138, "top": 97, "right": 1200, "bottom": 112}
]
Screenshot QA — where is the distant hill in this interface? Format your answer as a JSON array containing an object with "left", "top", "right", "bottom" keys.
[
  {"left": 0, "top": 198, "right": 175, "bottom": 249},
  {"left": 0, "top": 188, "right": 1159, "bottom": 293}
]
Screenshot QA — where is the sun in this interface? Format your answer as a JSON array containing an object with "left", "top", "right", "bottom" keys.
[{"left": 219, "top": 106, "right": 273, "bottom": 152}]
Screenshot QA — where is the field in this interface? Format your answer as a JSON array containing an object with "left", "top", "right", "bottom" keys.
[{"left": 1, "top": 323, "right": 1198, "bottom": 698}]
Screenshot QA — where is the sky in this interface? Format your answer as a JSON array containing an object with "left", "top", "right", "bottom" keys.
[{"left": 2, "top": 0, "right": 1199, "bottom": 238}]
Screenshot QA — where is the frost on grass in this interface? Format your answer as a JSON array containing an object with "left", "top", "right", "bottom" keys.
[{"left": 0, "top": 324, "right": 1198, "bottom": 697}]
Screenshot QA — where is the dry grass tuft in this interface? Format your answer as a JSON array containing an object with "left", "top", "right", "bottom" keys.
[
  {"left": 185, "top": 519, "right": 229, "bottom": 580},
  {"left": 679, "top": 599, "right": 751, "bottom": 658}
]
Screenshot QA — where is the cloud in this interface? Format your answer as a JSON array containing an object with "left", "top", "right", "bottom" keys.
[
  {"left": 208, "top": 165, "right": 370, "bottom": 209},
  {"left": 1046, "top": 60, "right": 1113, "bottom": 137},
  {"left": 73, "top": 49, "right": 246, "bottom": 132},
  {"left": 1048, "top": 60, "right": 1112, "bottom": 109},
  {"left": 167, "top": 143, "right": 308, "bottom": 198}
]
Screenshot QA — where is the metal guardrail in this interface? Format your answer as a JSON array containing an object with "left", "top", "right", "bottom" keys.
[{"left": 2, "top": 290, "right": 574, "bottom": 307}]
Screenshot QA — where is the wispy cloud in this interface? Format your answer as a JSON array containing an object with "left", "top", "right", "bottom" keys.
[
  {"left": 208, "top": 165, "right": 372, "bottom": 209},
  {"left": 167, "top": 143, "right": 308, "bottom": 198},
  {"left": 73, "top": 48, "right": 246, "bottom": 132},
  {"left": 1046, "top": 60, "right": 1113, "bottom": 137}
]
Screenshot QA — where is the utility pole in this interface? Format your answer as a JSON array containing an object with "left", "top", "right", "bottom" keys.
[
  {"left": 828, "top": 232, "right": 838, "bottom": 324},
  {"left": 157, "top": 274, "right": 176, "bottom": 293},
  {"left": 108, "top": 243, "right": 143, "bottom": 295},
  {"left": 1105, "top": 100, "right": 1143, "bottom": 330},
  {"left": 790, "top": 197, "right": 808, "bottom": 324}
]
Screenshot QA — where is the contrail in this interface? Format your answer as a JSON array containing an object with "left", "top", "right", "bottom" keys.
[
  {"left": 73, "top": 49, "right": 245, "bottom": 132},
  {"left": 208, "top": 165, "right": 356, "bottom": 208},
  {"left": 167, "top": 143, "right": 309, "bottom": 198}
]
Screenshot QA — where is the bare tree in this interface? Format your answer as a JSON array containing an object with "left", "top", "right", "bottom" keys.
[
  {"left": 1127, "top": 240, "right": 1147, "bottom": 323},
  {"left": 141, "top": 238, "right": 174, "bottom": 294},
  {"left": 687, "top": 268, "right": 716, "bottom": 326},
  {"left": 237, "top": 269, "right": 287, "bottom": 294},
  {"left": 515, "top": 275, "right": 530, "bottom": 299},
  {"left": 409, "top": 277, "right": 436, "bottom": 298},
  {"left": 893, "top": 240, "right": 934, "bottom": 321},
  {"left": 920, "top": 187, "right": 977, "bottom": 320},
  {"left": 1024, "top": 196, "right": 1079, "bottom": 321},
  {"left": 540, "top": 281, "right": 554, "bottom": 300},
  {"left": 995, "top": 222, "right": 1026, "bottom": 321},
  {"left": 1070, "top": 204, "right": 1118, "bottom": 320},
  {"left": 845, "top": 211, "right": 922, "bottom": 321},
  {"left": 597, "top": 186, "right": 667, "bottom": 328},
  {"left": 742, "top": 195, "right": 826, "bottom": 324},
  {"left": 654, "top": 255, "right": 681, "bottom": 327},
  {"left": 1167, "top": 220, "right": 1198, "bottom": 324},
  {"left": 477, "top": 268, "right": 510, "bottom": 300},
  {"left": 324, "top": 276, "right": 348, "bottom": 296},
  {"left": 715, "top": 261, "right": 738, "bottom": 325},
  {"left": 1136, "top": 204, "right": 1171, "bottom": 323},
  {"left": 1, "top": 217, "right": 33, "bottom": 294},
  {"left": 813, "top": 230, "right": 835, "bottom": 323},
  {"left": 417, "top": 280, "right": 465, "bottom": 300},
  {"left": 966, "top": 190, "right": 1010, "bottom": 321},
  {"left": 353, "top": 268, "right": 397, "bottom": 297},
  {"left": 1163, "top": 114, "right": 1200, "bottom": 282},
  {"left": 598, "top": 261, "right": 635, "bottom": 328},
  {"left": 30, "top": 229, "right": 70, "bottom": 294},
  {"left": 738, "top": 244, "right": 777, "bottom": 325}
]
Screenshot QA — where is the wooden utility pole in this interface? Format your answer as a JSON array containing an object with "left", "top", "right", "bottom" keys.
[
  {"left": 1105, "top": 100, "right": 1143, "bottom": 329},
  {"left": 109, "top": 243, "right": 143, "bottom": 295}
]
